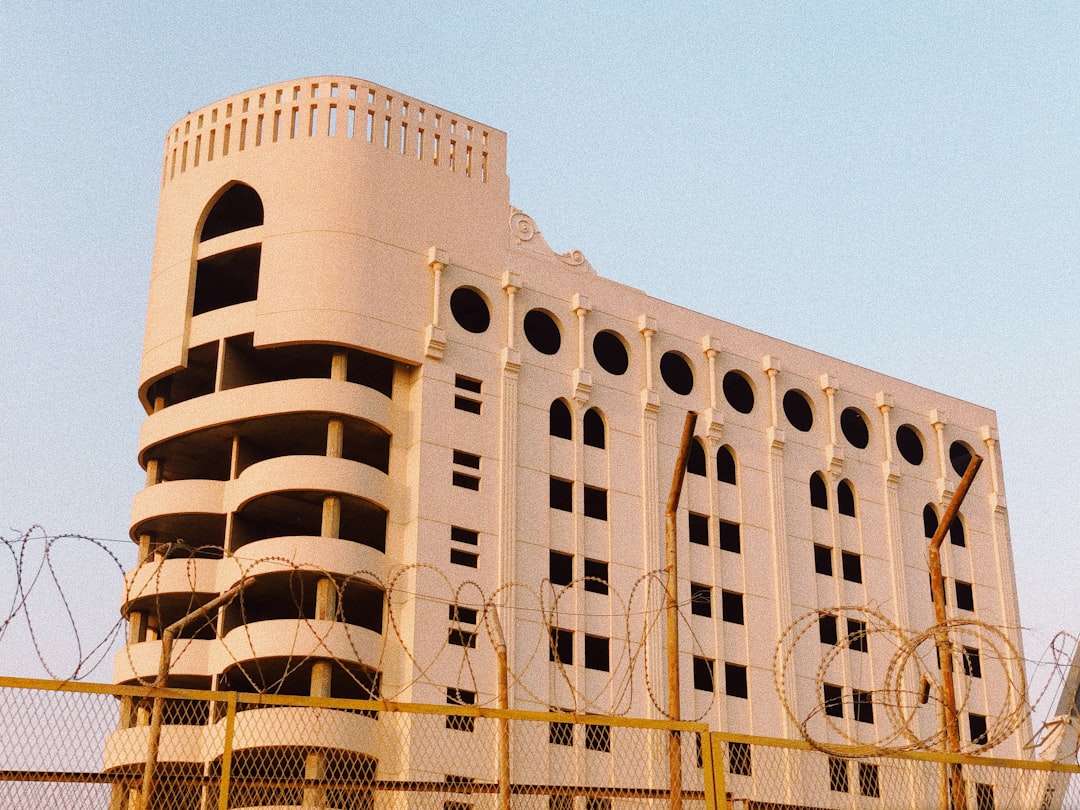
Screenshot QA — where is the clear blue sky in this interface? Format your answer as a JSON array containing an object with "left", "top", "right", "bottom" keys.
[{"left": 1, "top": 3, "right": 1077, "bottom": 709}]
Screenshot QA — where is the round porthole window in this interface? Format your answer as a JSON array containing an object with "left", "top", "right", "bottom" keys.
[
  {"left": 523, "top": 309, "right": 561, "bottom": 355},
  {"left": 896, "top": 424, "right": 924, "bottom": 466},
  {"left": 593, "top": 330, "right": 629, "bottom": 375},
  {"left": 450, "top": 287, "right": 490, "bottom": 334},
  {"left": 722, "top": 371, "right": 755, "bottom": 414},
  {"left": 783, "top": 390, "right": 814, "bottom": 432},
  {"left": 950, "top": 441, "right": 974, "bottom": 477},
  {"left": 840, "top": 407, "right": 869, "bottom": 449},
  {"left": 660, "top": 352, "right": 694, "bottom": 395}
]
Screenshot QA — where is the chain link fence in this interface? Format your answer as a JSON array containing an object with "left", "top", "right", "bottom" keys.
[{"left": 0, "top": 676, "right": 1077, "bottom": 809}]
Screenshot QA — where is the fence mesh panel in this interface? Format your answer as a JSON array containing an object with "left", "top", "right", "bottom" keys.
[{"left": 1, "top": 677, "right": 1078, "bottom": 809}]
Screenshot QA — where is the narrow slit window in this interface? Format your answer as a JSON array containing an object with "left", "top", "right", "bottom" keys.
[{"left": 450, "top": 548, "right": 478, "bottom": 568}]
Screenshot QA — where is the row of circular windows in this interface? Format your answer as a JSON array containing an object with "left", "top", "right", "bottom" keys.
[{"left": 451, "top": 287, "right": 978, "bottom": 474}]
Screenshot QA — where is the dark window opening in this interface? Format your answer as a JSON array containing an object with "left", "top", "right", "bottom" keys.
[
  {"left": 847, "top": 618, "right": 868, "bottom": 652},
  {"left": 725, "top": 663, "right": 748, "bottom": 698},
  {"left": 584, "top": 723, "right": 610, "bottom": 753},
  {"left": 454, "top": 376, "right": 482, "bottom": 413},
  {"left": 690, "top": 583, "right": 711, "bottom": 617},
  {"left": 955, "top": 580, "right": 975, "bottom": 612},
  {"left": 660, "top": 351, "right": 694, "bottom": 395},
  {"left": 823, "top": 683, "right": 844, "bottom": 718},
  {"left": 231, "top": 491, "right": 386, "bottom": 553},
  {"left": 446, "top": 688, "right": 475, "bottom": 732},
  {"left": 449, "top": 287, "right": 490, "bottom": 334},
  {"left": 722, "top": 371, "right": 755, "bottom": 414},
  {"left": 449, "top": 605, "right": 477, "bottom": 624},
  {"left": 448, "top": 628, "right": 476, "bottom": 648},
  {"left": 583, "top": 486, "right": 608, "bottom": 520},
  {"left": 950, "top": 440, "right": 974, "bottom": 477},
  {"left": 689, "top": 512, "right": 709, "bottom": 545},
  {"left": 584, "top": 635, "right": 609, "bottom": 671},
  {"left": 524, "top": 309, "right": 562, "bottom": 355},
  {"left": 721, "top": 590, "right": 744, "bottom": 625},
  {"left": 451, "top": 526, "right": 478, "bottom": 545},
  {"left": 963, "top": 646, "right": 982, "bottom": 678},
  {"left": 896, "top": 424, "right": 924, "bottom": 465},
  {"left": 718, "top": 520, "right": 741, "bottom": 553},
  {"left": 923, "top": 504, "right": 939, "bottom": 539},
  {"left": 693, "top": 657, "right": 714, "bottom": 692},
  {"left": 592, "top": 330, "right": 629, "bottom": 376},
  {"left": 455, "top": 375, "right": 482, "bottom": 394},
  {"left": 810, "top": 472, "right": 828, "bottom": 509},
  {"left": 583, "top": 558, "right": 608, "bottom": 594},
  {"left": 193, "top": 245, "right": 261, "bottom": 315},
  {"left": 783, "top": 390, "right": 814, "bottom": 432},
  {"left": 814, "top": 544, "right": 833, "bottom": 576},
  {"left": 857, "top": 763, "right": 879, "bottom": 798},
  {"left": 549, "top": 551, "right": 573, "bottom": 587},
  {"left": 453, "top": 450, "right": 480, "bottom": 468},
  {"left": 828, "top": 757, "right": 849, "bottom": 793},
  {"left": 819, "top": 614, "right": 839, "bottom": 645},
  {"left": 450, "top": 549, "right": 478, "bottom": 568},
  {"left": 840, "top": 407, "right": 869, "bottom": 449},
  {"left": 841, "top": 551, "right": 862, "bottom": 584},
  {"left": 716, "top": 445, "right": 737, "bottom": 484},
  {"left": 345, "top": 350, "right": 395, "bottom": 398},
  {"left": 969, "top": 713, "right": 988, "bottom": 746},
  {"left": 727, "top": 742, "right": 752, "bottom": 776},
  {"left": 687, "top": 438, "right": 706, "bottom": 476},
  {"left": 455, "top": 395, "right": 481, "bottom": 413},
  {"left": 950, "top": 515, "right": 966, "bottom": 547},
  {"left": 976, "top": 783, "right": 995, "bottom": 810},
  {"left": 200, "top": 183, "right": 264, "bottom": 241},
  {"left": 583, "top": 408, "right": 605, "bottom": 449},
  {"left": 550, "top": 478, "right": 573, "bottom": 512},
  {"left": 550, "top": 400, "right": 572, "bottom": 439},
  {"left": 837, "top": 479, "right": 856, "bottom": 517},
  {"left": 852, "top": 689, "right": 874, "bottom": 724},
  {"left": 452, "top": 472, "right": 480, "bottom": 490},
  {"left": 550, "top": 628, "right": 573, "bottom": 665},
  {"left": 549, "top": 710, "right": 574, "bottom": 746}
]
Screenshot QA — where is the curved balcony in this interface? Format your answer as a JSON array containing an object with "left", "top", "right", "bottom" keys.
[
  {"left": 214, "top": 619, "right": 382, "bottom": 673},
  {"left": 232, "top": 536, "right": 386, "bottom": 583},
  {"left": 225, "top": 706, "right": 378, "bottom": 756},
  {"left": 112, "top": 638, "right": 214, "bottom": 684},
  {"left": 227, "top": 456, "right": 389, "bottom": 513},
  {"left": 123, "top": 557, "right": 223, "bottom": 612},
  {"left": 186, "top": 300, "right": 257, "bottom": 349},
  {"left": 138, "top": 378, "right": 393, "bottom": 464},
  {"left": 130, "top": 479, "right": 226, "bottom": 538},
  {"left": 104, "top": 723, "right": 205, "bottom": 770}
]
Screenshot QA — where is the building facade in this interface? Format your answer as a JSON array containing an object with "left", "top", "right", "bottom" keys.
[{"left": 112, "top": 76, "right": 1030, "bottom": 802}]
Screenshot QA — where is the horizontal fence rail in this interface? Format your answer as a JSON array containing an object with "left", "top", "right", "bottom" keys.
[{"left": 0, "top": 675, "right": 1077, "bottom": 809}]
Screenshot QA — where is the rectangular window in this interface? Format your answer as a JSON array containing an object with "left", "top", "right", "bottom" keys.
[
  {"left": 819, "top": 614, "right": 839, "bottom": 645},
  {"left": 690, "top": 582, "right": 712, "bottom": 617},
  {"left": 454, "top": 375, "right": 482, "bottom": 413},
  {"left": 452, "top": 471, "right": 480, "bottom": 490},
  {"left": 852, "top": 689, "right": 874, "bottom": 724},
  {"left": 976, "top": 782, "right": 995, "bottom": 810},
  {"left": 451, "top": 526, "right": 478, "bottom": 545},
  {"left": 847, "top": 618, "right": 868, "bottom": 653},
  {"left": 550, "top": 477, "right": 573, "bottom": 512},
  {"left": 969, "top": 712, "right": 988, "bottom": 746},
  {"left": 583, "top": 558, "right": 608, "bottom": 594},
  {"left": 718, "top": 520, "right": 741, "bottom": 553},
  {"left": 455, "top": 372, "right": 481, "bottom": 392},
  {"left": 724, "top": 663, "right": 748, "bottom": 699},
  {"left": 727, "top": 741, "right": 751, "bottom": 776},
  {"left": 841, "top": 551, "right": 862, "bottom": 583},
  {"left": 450, "top": 548, "right": 478, "bottom": 568},
  {"left": 828, "top": 757, "right": 849, "bottom": 792},
  {"left": 550, "top": 628, "right": 573, "bottom": 665},
  {"left": 453, "top": 450, "right": 480, "bottom": 468},
  {"left": 693, "top": 656, "right": 714, "bottom": 692},
  {"left": 444, "top": 802, "right": 471, "bottom": 810},
  {"left": 721, "top": 590, "right": 744, "bottom": 625},
  {"left": 454, "top": 395, "right": 482, "bottom": 414},
  {"left": 446, "top": 687, "right": 475, "bottom": 732},
  {"left": 955, "top": 580, "right": 975, "bottom": 611},
  {"left": 823, "top": 683, "right": 844, "bottom": 718},
  {"left": 549, "top": 708, "right": 573, "bottom": 746},
  {"left": 584, "top": 635, "right": 609, "bottom": 671},
  {"left": 583, "top": 486, "right": 608, "bottom": 520},
  {"left": 449, "top": 605, "right": 477, "bottom": 624},
  {"left": 585, "top": 799, "right": 610, "bottom": 810},
  {"left": 814, "top": 544, "right": 833, "bottom": 576},
  {"left": 448, "top": 628, "right": 476, "bottom": 648},
  {"left": 584, "top": 723, "right": 610, "bottom": 752},
  {"left": 963, "top": 646, "right": 982, "bottom": 678},
  {"left": 857, "top": 763, "right": 880, "bottom": 798},
  {"left": 689, "top": 512, "right": 709, "bottom": 545},
  {"left": 550, "top": 551, "right": 573, "bottom": 586}
]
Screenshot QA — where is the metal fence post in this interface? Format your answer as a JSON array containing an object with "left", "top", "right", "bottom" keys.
[
  {"left": 218, "top": 692, "right": 237, "bottom": 810},
  {"left": 703, "top": 732, "right": 726, "bottom": 810}
]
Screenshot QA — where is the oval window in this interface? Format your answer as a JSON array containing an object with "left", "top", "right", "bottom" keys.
[
  {"left": 840, "top": 408, "right": 869, "bottom": 449},
  {"left": 783, "top": 390, "right": 813, "bottom": 432},
  {"left": 593, "top": 330, "right": 629, "bottom": 375},
  {"left": 450, "top": 287, "right": 490, "bottom": 334},
  {"left": 896, "top": 425, "right": 924, "bottom": 466},
  {"left": 722, "top": 371, "right": 755, "bottom": 414},
  {"left": 523, "top": 309, "right": 561, "bottom": 355},
  {"left": 660, "top": 352, "right": 694, "bottom": 395}
]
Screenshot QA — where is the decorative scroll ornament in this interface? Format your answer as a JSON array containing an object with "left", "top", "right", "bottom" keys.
[
  {"left": 508, "top": 207, "right": 596, "bottom": 274},
  {"left": 560, "top": 250, "right": 586, "bottom": 267},
  {"left": 509, "top": 209, "right": 537, "bottom": 243}
]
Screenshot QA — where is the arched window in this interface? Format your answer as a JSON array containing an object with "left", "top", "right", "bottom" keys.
[
  {"left": 549, "top": 400, "right": 572, "bottom": 440},
  {"left": 950, "top": 514, "right": 966, "bottom": 547},
  {"left": 923, "top": 504, "right": 939, "bottom": 539},
  {"left": 200, "top": 183, "right": 264, "bottom": 241},
  {"left": 583, "top": 408, "right": 606, "bottom": 449},
  {"left": 687, "top": 438, "right": 706, "bottom": 476},
  {"left": 837, "top": 479, "right": 856, "bottom": 517},
  {"left": 810, "top": 472, "right": 828, "bottom": 510},
  {"left": 716, "top": 445, "right": 737, "bottom": 485}
]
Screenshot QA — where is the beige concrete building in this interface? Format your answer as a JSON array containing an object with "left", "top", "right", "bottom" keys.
[{"left": 113, "top": 76, "right": 1030, "bottom": 802}]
